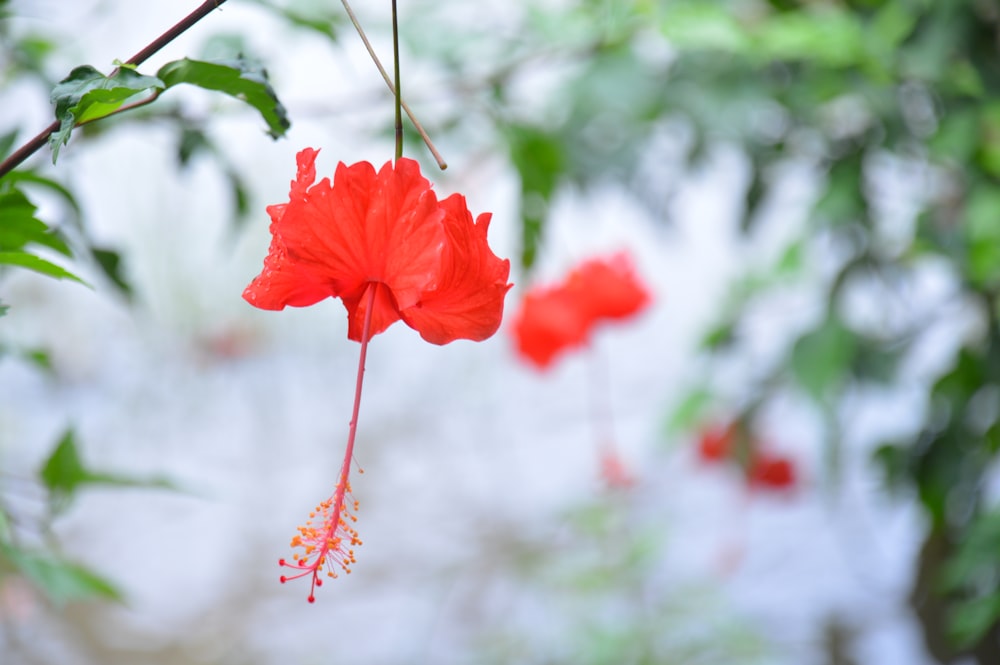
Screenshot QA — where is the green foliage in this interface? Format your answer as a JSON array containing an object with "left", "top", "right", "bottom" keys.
[
  {"left": 156, "top": 56, "right": 290, "bottom": 139},
  {"left": 0, "top": 183, "right": 86, "bottom": 284},
  {"left": 40, "top": 430, "right": 176, "bottom": 514},
  {"left": 246, "top": 0, "right": 344, "bottom": 42},
  {"left": 49, "top": 65, "right": 165, "bottom": 161},
  {"left": 1, "top": 545, "right": 122, "bottom": 606},
  {"left": 405, "top": 0, "right": 1000, "bottom": 658},
  {"left": 507, "top": 125, "right": 564, "bottom": 269},
  {"left": 790, "top": 317, "right": 856, "bottom": 401},
  {"left": 48, "top": 56, "right": 290, "bottom": 162},
  {"left": 478, "top": 499, "right": 770, "bottom": 664},
  {"left": 941, "top": 509, "right": 1000, "bottom": 647}
]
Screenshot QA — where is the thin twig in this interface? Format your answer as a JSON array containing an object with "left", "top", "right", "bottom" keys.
[
  {"left": 391, "top": 0, "right": 403, "bottom": 161},
  {"left": 339, "top": 0, "right": 447, "bottom": 170},
  {"left": 0, "top": 0, "right": 230, "bottom": 179}
]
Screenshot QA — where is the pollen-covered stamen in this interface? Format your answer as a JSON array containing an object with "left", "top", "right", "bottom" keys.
[{"left": 278, "top": 472, "right": 362, "bottom": 602}]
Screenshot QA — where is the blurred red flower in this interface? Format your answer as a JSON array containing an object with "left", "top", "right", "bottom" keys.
[
  {"left": 748, "top": 454, "right": 797, "bottom": 490},
  {"left": 244, "top": 148, "right": 512, "bottom": 344},
  {"left": 599, "top": 444, "right": 636, "bottom": 490},
  {"left": 512, "top": 251, "right": 651, "bottom": 368},
  {"left": 697, "top": 423, "right": 736, "bottom": 462}
]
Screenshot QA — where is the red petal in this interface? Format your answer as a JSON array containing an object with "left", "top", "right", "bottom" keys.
[
  {"left": 247, "top": 152, "right": 447, "bottom": 340},
  {"left": 511, "top": 285, "right": 589, "bottom": 368},
  {"left": 563, "top": 251, "right": 651, "bottom": 326},
  {"left": 242, "top": 234, "right": 333, "bottom": 309},
  {"left": 697, "top": 423, "right": 735, "bottom": 463},
  {"left": 748, "top": 454, "right": 797, "bottom": 489},
  {"left": 401, "top": 195, "right": 512, "bottom": 345}
]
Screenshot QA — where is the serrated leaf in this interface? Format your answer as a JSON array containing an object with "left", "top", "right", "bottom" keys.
[
  {"left": 2, "top": 546, "right": 122, "bottom": 606},
  {"left": 0, "top": 251, "right": 86, "bottom": 284},
  {"left": 157, "top": 57, "right": 290, "bottom": 139},
  {"left": 49, "top": 65, "right": 165, "bottom": 162}
]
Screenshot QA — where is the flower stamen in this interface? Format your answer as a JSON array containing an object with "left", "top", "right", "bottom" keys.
[{"left": 279, "top": 473, "right": 362, "bottom": 603}]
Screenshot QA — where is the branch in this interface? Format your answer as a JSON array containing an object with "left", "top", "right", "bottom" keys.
[
  {"left": 0, "top": 0, "right": 230, "bottom": 179},
  {"left": 340, "top": 0, "right": 447, "bottom": 170}
]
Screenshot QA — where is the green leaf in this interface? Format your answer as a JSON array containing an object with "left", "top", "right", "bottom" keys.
[
  {"left": 930, "top": 107, "right": 979, "bottom": 163},
  {"left": 659, "top": 4, "right": 750, "bottom": 52},
  {"left": 0, "top": 509, "right": 11, "bottom": 545},
  {"left": 90, "top": 247, "right": 132, "bottom": 298},
  {"left": 813, "top": 153, "right": 865, "bottom": 225},
  {"left": 246, "top": 0, "right": 343, "bottom": 42},
  {"left": 0, "top": 129, "right": 17, "bottom": 160},
  {"left": 507, "top": 125, "right": 564, "bottom": 269},
  {"left": 790, "top": 317, "right": 856, "bottom": 401},
  {"left": 39, "top": 430, "right": 90, "bottom": 502},
  {"left": 49, "top": 65, "right": 165, "bottom": 162},
  {"left": 23, "top": 348, "right": 54, "bottom": 374},
  {"left": 0, "top": 300, "right": 7, "bottom": 318},
  {"left": 39, "top": 430, "right": 177, "bottom": 513},
  {"left": 665, "top": 387, "right": 713, "bottom": 436},
  {"left": 0, "top": 188, "right": 71, "bottom": 256},
  {"left": 4, "top": 170, "right": 84, "bottom": 230},
  {"left": 2, "top": 546, "right": 122, "bottom": 606},
  {"left": 755, "top": 8, "right": 867, "bottom": 68},
  {"left": 949, "top": 595, "right": 1000, "bottom": 649},
  {"left": 157, "top": 57, "right": 290, "bottom": 139},
  {"left": 0, "top": 251, "right": 86, "bottom": 284},
  {"left": 963, "top": 184, "right": 1000, "bottom": 286}
]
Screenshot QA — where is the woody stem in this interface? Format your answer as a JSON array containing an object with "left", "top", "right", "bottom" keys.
[
  {"left": 0, "top": 0, "right": 229, "bottom": 179},
  {"left": 342, "top": 283, "right": 378, "bottom": 479}
]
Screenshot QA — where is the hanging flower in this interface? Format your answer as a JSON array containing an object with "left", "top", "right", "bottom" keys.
[
  {"left": 599, "top": 444, "right": 636, "bottom": 490},
  {"left": 244, "top": 149, "right": 512, "bottom": 344},
  {"left": 512, "top": 250, "right": 650, "bottom": 369},
  {"left": 245, "top": 149, "right": 511, "bottom": 601},
  {"left": 697, "top": 423, "right": 736, "bottom": 463},
  {"left": 748, "top": 453, "right": 797, "bottom": 490},
  {"left": 694, "top": 420, "right": 799, "bottom": 493}
]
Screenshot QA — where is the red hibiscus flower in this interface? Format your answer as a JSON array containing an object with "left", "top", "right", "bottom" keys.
[
  {"left": 244, "top": 148, "right": 512, "bottom": 344},
  {"left": 697, "top": 423, "right": 736, "bottom": 463},
  {"left": 748, "top": 453, "right": 797, "bottom": 490},
  {"left": 512, "top": 251, "right": 651, "bottom": 368},
  {"left": 244, "top": 149, "right": 512, "bottom": 601}
]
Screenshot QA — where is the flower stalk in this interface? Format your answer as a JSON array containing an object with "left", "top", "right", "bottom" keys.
[{"left": 278, "top": 283, "right": 378, "bottom": 602}]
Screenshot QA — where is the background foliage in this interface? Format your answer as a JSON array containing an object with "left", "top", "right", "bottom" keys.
[{"left": 3, "top": 0, "right": 1000, "bottom": 663}]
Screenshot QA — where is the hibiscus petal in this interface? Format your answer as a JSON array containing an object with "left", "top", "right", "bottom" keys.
[
  {"left": 243, "top": 235, "right": 333, "bottom": 310},
  {"left": 511, "top": 285, "right": 589, "bottom": 368},
  {"left": 401, "top": 194, "right": 512, "bottom": 345},
  {"left": 564, "top": 251, "right": 651, "bottom": 325},
  {"left": 261, "top": 152, "right": 447, "bottom": 341}
]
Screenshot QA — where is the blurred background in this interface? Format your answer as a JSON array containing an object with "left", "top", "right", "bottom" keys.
[{"left": 2, "top": 0, "right": 1000, "bottom": 663}]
